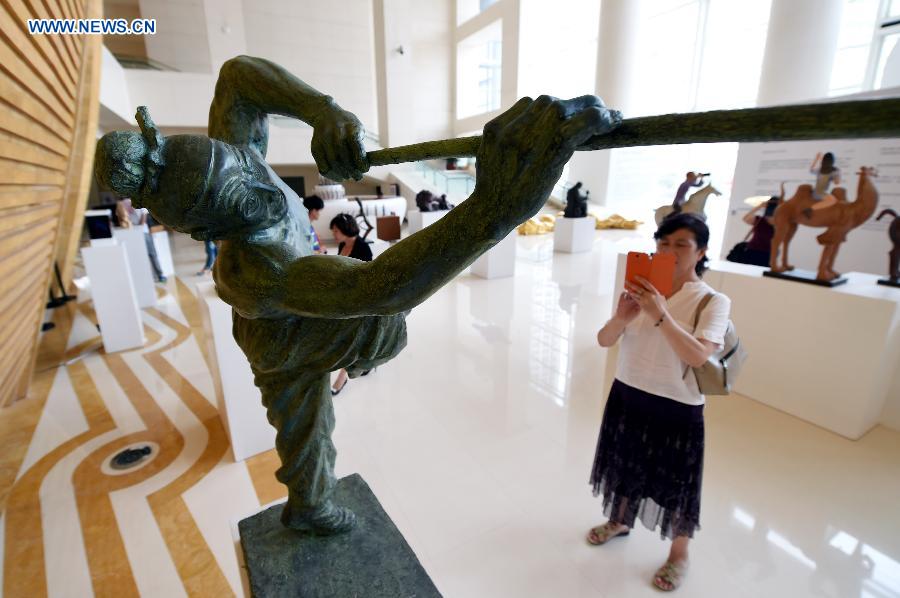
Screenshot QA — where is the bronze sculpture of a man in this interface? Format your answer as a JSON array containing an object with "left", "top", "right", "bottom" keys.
[{"left": 94, "top": 55, "right": 621, "bottom": 535}]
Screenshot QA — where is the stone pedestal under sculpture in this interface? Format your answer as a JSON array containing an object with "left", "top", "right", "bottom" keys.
[{"left": 239, "top": 474, "right": 441, "bottom": 598}]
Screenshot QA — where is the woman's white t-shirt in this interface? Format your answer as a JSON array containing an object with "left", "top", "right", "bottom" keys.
[{"left": 615, "top": 280, "right": 731, "bottom": 406}]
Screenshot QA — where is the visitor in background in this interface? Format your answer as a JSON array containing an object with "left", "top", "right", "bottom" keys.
[
  {"left": 329, "top": 213, "right": 373, "bottom": 395},
  {"left": 119, "top": 198, "right": 167, "bottom": 283},
  {"left": 197, "top": 239, "right": 217, "bottom": 276},
  {"left": 303, "top": 194, "right": 326, "bottom": 254},
  {"left": 726, "top": 195, "right": 780, "bottom": 267},
  {"left": 588, "top": 213, "right": 731, "bottom": 592}
]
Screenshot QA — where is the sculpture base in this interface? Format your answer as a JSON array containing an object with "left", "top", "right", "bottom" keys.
[
  {"left": 762, "top": 268, "right": 847, "bottom": 287},
  {"left": 877, "top": 278, "right": 900, "bottom": 288},
  {"left": 239, "top": 474, "right": 441, "bottom": 598}
]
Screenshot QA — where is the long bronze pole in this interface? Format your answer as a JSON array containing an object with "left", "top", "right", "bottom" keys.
[{"left": 367, "top": 98, "right": 900, "bottom": 167}]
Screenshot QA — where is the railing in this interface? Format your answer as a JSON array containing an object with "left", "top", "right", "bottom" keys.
[{"left": 415, "top": 161, "right": 475, "bottom": 197}]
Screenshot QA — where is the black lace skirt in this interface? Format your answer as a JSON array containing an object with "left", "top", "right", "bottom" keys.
[{"left": 589, "top": 379, "right": 705, "bottom": 540}]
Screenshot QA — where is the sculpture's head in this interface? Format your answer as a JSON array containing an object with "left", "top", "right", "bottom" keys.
[{"left": 95, "top": 107, "right": 287, "bottom": 241}]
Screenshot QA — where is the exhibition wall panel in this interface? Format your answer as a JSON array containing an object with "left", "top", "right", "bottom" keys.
[{"left": 0, "top": 0, "right": 102, "bottom": 407}]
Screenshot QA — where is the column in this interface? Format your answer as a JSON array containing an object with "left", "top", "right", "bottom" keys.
[
  {"left": 567, "top": 0, "right": 642, "bottom": 206},
  {"left": 756, "top": 0, "right": 844, "bottom": 106}
]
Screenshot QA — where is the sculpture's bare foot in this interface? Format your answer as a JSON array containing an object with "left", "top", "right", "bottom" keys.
[
  {"left": 784, "top": 264, "right": 795, "bottom": 271},
  {"left": 281, "top": 500, "right": 357, "bottom": 535}
]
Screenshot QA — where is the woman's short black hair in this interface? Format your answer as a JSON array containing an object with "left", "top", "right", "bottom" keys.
[
  {"left": 654, "top": 213, "right": 710, "bottom": 276},
  {"left": 330, "top": 213, "right": 359, "bottom": 237},
  {"left": 764, "top": 196, "right": 780, "bottom": 218},
  {"left": 303, "top": 194, "right": 324, "bottom": 212}
]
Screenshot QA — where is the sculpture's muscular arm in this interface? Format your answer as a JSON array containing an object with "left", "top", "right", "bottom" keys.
[
  {"left": 208, "top": 55, "right": 367, "bottom": 181},
  {"left": 240, "top": 96, "right": 621, "bottom": 319}
]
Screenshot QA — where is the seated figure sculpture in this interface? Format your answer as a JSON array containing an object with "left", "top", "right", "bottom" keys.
[
  {"left": 94, "top": 55, "right": 621, "bottom": 535},
  {"left": 415, "top": 190, "right": 455, "bottom": 212},
  {"left": 564, "top": 181, "right": 589, "bottom": 218}
]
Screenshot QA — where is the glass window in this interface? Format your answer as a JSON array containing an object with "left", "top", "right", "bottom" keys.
[
  {"left": 517, "top": 0, "right": 601, "bottom": 101},
  {"left": 458, "top": 0, "right": 499, "bottom": 26},
  {"left": 457, "top": 20, "right": 503, "bottom": 119},
  {"left": 828, "top": 0, "right": 880, "bottom": 95},
  {"left": 874, "top": 31, "right": 900, "bottom": 87},
  {"left": 890, "top": 0, "right": 900, "bottom": 17}
]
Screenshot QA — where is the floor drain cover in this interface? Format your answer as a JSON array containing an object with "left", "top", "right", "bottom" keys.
[{"left": 109, "top": 445, "right": 154, "bottom": 470}]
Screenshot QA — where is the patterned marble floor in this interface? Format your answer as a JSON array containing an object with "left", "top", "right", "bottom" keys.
[{"left": 1, "top": 229, "right": 899, "bottom": 597}]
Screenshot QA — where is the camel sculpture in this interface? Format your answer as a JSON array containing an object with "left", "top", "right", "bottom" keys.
[
  {"left": 769, "top": 167, "right": 878, "bottom": 282},
  {"left": 654, "top": 183, "right": 722, "bottom": 225},
  {"left": 876, "top": 208, "right": 900, "bottom": 283}
]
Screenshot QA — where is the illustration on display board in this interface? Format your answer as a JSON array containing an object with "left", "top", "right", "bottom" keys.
[
  {"left": 564, "top": 181, "right": 589, "bottom": 218},
  {"left": 655, "top": 173, "right": 721, "bottom": 225},
  {"left": 768, "top": 167, "right": 879, "bottom": 283},
  {"left": 876, "top": 208, "right": 900, "bottom": 286}
]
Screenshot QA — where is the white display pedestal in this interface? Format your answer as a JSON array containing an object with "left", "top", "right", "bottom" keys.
[
  {"left": 613, "top": 254, "right": 900, "bottom": 439},
  {"left": 111, "top": 227, "right": 157, "bottom": 308},
  {"left": 196, "top": 281, "right": 274, "bottom": 461},
  {"left": 81, "top": 242, "right": 145, "bottom": 353},
  {"left": 553, "top": 217, "right": 595, "bottom": 253},
  {"left": 471, "top": 232, "right": 516, "bottom": 279},
  {"left": 407, "top": 209, "right": 449, "bottom": 235},
  {"left": 152, "top": 229, "right": 175, "bottom": 277}
]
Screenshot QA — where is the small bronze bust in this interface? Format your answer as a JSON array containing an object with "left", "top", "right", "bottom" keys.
[{"left": 564, "top": 181, "right": 589, "bottom": 218}]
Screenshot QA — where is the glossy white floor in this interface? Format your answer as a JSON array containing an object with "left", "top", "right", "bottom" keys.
[{"left": 5, "top": 227, "right": 900, "bottom": 597}]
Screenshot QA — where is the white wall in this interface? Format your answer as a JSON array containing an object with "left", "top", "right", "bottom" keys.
[
  {"left": 374, "top": 0, "right": 453, "bottom": 148},
  {"left": 139, "top": 0, "right": 213, "bottom": 72},
  {"left": 241, "top": 0, "right": 379, "bottom": 131},
  {"left": 99, "top": 46, "right": 133, "bottom": 124}
]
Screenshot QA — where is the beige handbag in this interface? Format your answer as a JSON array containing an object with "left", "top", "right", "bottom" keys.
[{"left": 684, "top": 293, "right": 747, "bottom": 396}]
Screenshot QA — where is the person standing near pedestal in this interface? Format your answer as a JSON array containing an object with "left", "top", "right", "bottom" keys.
[
  {"left": 303, "top": 195, "right": 326, "bottom": 254},
  {"left": 95, "top": 55, "right": 622, "bottom": 536},
  {"left": 119, "top": 197, "right": 167, "bottom": 283},
  {"left": 589, "top": 214, "right": 731, "bottom": 591}
]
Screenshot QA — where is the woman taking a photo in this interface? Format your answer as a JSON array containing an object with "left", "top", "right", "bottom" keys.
[{"left": 588, "top": 213, "right": 731, "bottom": 592}]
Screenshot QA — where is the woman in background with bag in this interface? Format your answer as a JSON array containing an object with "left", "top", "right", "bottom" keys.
[
  {"left": 726, "top": 195, "right": 780, "bottom": 267},
  {"left": 587, "top": 213, "right": 731, "bottom": 592}
]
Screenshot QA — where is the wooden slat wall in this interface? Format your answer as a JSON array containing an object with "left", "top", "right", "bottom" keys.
[{"left": 0, "top": 0, "right": 102, "bottom": 407}]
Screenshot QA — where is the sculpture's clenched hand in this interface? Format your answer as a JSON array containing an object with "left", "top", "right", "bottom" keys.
[
  {"left": 310, "top": 100, "right": 369, "bottom": 182},
  {"left": 474, "top": 94, "right": 622, "bottom": 225}
]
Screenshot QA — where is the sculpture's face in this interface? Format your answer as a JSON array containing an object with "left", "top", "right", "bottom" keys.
[{"left": 142, "top": 136, "right": 287, "bottom": 240}]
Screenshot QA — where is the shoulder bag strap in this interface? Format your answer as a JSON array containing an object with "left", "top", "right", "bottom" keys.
[{"left": 683, "top": 292, "right": 716, "bottom": 380}]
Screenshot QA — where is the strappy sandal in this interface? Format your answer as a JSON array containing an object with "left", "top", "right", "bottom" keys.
[
  {"left": 586, "top": 522, "right": 630, "bottom": 545},
  {"left": 652, "top": 560, "right": 687, "bottom": 591}
]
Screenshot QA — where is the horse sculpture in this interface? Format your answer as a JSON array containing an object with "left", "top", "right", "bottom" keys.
[
  {"left": 654, "top": 183, "right": 722, "bottom": 225},
  {"left": 876, "top": 208, "right": 900, "bottom": 282},
  {"left": 769, "top": 167, "right": 878, "bottom": 282}
]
